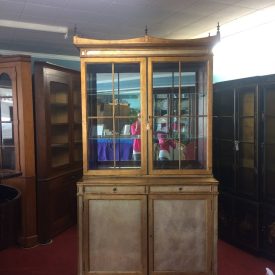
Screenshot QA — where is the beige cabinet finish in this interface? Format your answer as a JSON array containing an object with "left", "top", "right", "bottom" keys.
[
  {"left": 78, "top": 179, "right": 217, "bottom": 275},
  {"left": 149, "top": 195, "right": 212, "bottom": 274},
  {"left": 74, "top": 31, "right": 219, "bottom": 275},
  {"left": 84, "top": 195, "right": 147, "bottom": 274}
]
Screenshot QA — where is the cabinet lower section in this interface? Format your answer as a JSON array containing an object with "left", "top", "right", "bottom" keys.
[
  {"left": 218, "top": 192, "right": 275, "bottom": 260},
  {"left": 77, "top": 177, "right": 218, "bottom": 275},
  {"left": 37, "top": 169, "right": 82, "bottom": 243}
]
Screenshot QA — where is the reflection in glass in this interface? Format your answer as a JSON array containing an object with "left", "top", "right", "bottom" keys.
[
  {"left": 86, "top": 61, "right": 141, "bottom": 170},
  {"left": 0, "top": 73, "right": 15, "bottom": 169},
  {"left": 152, "top": 61, "right": 207, "bottom": 170}
]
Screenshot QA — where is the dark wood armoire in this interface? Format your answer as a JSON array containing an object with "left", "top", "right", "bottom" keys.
[{"left": 213, "top": 74, "right": 275, "bottom": 260}]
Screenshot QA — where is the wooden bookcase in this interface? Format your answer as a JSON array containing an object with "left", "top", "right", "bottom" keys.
[
  {"left": 74, "top": 32, "right": 219, "bottom": 275},
  {"left": 213, "top": 74, "right": 275, "bottom": 260},
  {"left": 34, "top": 62, "right": 82, "bottom": 244},
  {"left": 0, "top": 55, "right": 37, "bottom": 248}
]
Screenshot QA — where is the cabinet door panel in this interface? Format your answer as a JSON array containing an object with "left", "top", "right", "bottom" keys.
[
  {"left": 218, "top": 192, "right": 234, "bottom": 242},
  {"left": 234, "top": 198, "right": 259, "bottom": 252},
  {"left": 263, "top": 144, "right": 275, "bottom": 203},
  {"left": 262, "top": 85, "right": 275, "bottom": 203},
  {"left": 149, "top": 195, "right": 212, "bottom": 275},
  {"left": 216, "top": 140, "right": 235, "bottom": 192},
  {"left": 236, "top": 142, "right": 258, "bottom": 199},
  {"left": 84, "top": 195, "right": 147, "bottom": 275},
  {"left": 262, "top": 204, "right": 275, "bottom": 259}
]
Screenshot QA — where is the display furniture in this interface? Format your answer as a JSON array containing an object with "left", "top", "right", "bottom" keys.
[
  {"left": 74, "top": 29, "right": 220, "bottom": 275},
  {"left": 213, "top": 74, "right": 275, "bottom": 260},
  {"left": 34, "top": 62, "right": 82, "bottom": 244},
  {"left": 0, "top": 55, "right": 37, "bottom": 247}
]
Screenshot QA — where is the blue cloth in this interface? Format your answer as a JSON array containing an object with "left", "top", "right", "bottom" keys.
[{"left": 90, "top": 138, "right": 133, "bottom": 161}]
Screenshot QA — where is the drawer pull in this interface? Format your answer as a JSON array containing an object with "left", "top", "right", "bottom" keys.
[
  {"left": 179, "top": 187, "right": 183, "bottom": 191},
  {"left": 113, "top": 187, "right": 117, "bottom": 192}
]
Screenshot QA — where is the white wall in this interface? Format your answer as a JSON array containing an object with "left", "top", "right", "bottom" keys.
[{"left": 212, "top": 6, "right": 275, "bottom": 83}]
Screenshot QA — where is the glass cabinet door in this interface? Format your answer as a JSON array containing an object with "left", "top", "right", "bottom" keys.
[
  {"left": 262, "top": 83, "right": 275, "bottom": 203},
  {"left": 84, "top": 59, "right": 146, "bottom": 174},
  {"left": 148, "top": 59, "right": 209, "bottom": 173},
  {"left": 236, "top": 86, "right": 258, "bottom": 199},
  {"left": 49, "top": 79, "right": 70, "bottom": 168},
  {"left": 0, "top": 71, "right": 17, "bottom": 170}
]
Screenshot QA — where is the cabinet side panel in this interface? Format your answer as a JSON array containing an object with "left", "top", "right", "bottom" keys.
[
  {"left": 88, "top": 199, "right": 143, "bottom": 271},
  {"left": 153, "top": 199, "right": 207, "bottom": 272}
]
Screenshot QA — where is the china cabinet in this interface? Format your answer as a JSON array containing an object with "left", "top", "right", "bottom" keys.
[
  {"left": 0, "top": 55, "right": 37, "bottom": 247},
  {"left": 213, "top": 74, "right": 275, "bottom": 259},
  {"left": 74, "top": 30, "right": 219, "bottom": 275},
  {"left": 34, "top": 62, "right": 82, "bottom": 243}
]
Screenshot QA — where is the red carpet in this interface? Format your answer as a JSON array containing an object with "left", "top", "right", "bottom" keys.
[
  {"left": 0, "top": 226, "right": 274, "bottom": 275},
  {"left": 0, "top": 226, "right": 77, "bottom": 275}
]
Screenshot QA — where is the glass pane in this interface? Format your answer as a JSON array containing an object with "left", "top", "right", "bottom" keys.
[
  {"left": 0, "top": 73, "right": 16, "bottom": 170},
  {"left": 152, "top": 61, "right": 207, "bottom": 170},
  {"left": 264, "top": 144, "right": 275, "bottom": 201},
  {"left": 51, "top": 144, "right": 69, "bottom": 167},
  {"left": 1, "top": 122, "right": 14, "bottom": 145},
  {"left": 2, "top": 147, "right": 15, "bottom": 169},
  {"left": 239, "top": 117, "right": 254, "bottom": 142},
  {"left": 218, "top": 140, "right": 235, "bottom": 191},
  {"left": 1, "top": 100, "right": 13, "bottom": 122},
  {"left": 86, "top": 63, "right": 141, "bottom": 171},
  {"left": 265, "top": 118, "right": 275, "bottom": 143},
  {"left": 239, "top": 90, "right": 255, "bottom": 116},
  {"left": 51, "top": 124, "right": 69, "bottom": 144},
  {"left": 49, "top": 81, "right": 70, "bottom": 168},
  {"left": 88, "top": 117, "right": 141, "bottom": 169},
  {"left": 237, "top": 142, "right": 257, "bottom": 198},
  {"left": 114, "top": 63, "right": 140, "bottom": 116},
  {"left": 50, "top": 82, "right": 69, "bottom": 124},
  {"left": 265, "top": 85, "right": 275, "bottom": 116},
  {"left": 213, "top": 89, "right": 234, "bottom": 116},
  {"left": 87, "top": 64, "right": 112, "bottom": 117}
]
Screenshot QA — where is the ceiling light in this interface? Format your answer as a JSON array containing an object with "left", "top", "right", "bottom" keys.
[{"left": 0, "top": 20, "right": 68, "bottom": 38}]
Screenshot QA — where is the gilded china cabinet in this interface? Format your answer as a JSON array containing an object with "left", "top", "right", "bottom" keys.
[{"left": 74, "top": 28, "right": 219, "bottom": 275}]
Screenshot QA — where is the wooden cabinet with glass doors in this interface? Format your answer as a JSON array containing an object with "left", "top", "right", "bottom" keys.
[
  {"left": 74, "top": 31, "right": 219, "bottom": 275},
  {"left": 0, "top": 55, "right": 37, "bottom": 247},
  {"left": 34, "top": 62, "right": 82, "bottom": 244}
]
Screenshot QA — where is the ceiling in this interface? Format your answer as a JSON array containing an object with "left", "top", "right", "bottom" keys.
[{"left": 0, "top": 0, "right": 274, "bottom": 57}]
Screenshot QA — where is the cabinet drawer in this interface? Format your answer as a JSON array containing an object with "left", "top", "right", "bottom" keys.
[
  {"left": 149, "top": 185, "right": 211, "bottom": 193},
  {"left": 84, "top": 185, "right": 146, "bottom": 194}
]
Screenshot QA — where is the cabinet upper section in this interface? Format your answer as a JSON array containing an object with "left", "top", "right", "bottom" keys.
[
  {"left": 73, "top": 33, "right": 219, "bottom": 176},
  {"left": 73, "top": 34, "right": 219, "bottom": 58}
]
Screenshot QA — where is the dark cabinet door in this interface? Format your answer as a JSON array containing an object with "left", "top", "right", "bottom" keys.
[
  {"left": 236, "top": 86, "right": 259, "bottom": 200},
  {"left": 261, "top": 204, "right": 275, "bottom": 259},
  {"left": 213, "top": 87, "right": 235, "bottom": 192},
  {"left": 234, "top": 197, "right": 260, "bottom": 253},
  {"left": 261, "top": 83, "right": 275, "bottom": 204},
  {"left": 218, "top": 192, "right": 234, "bottom": 242}
]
